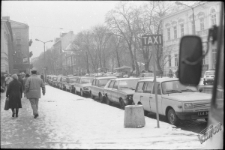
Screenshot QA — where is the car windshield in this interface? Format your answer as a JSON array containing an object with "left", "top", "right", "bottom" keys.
[
  {"left": 81, "top": 78, "right": 92, "bottom": 84},
  {"left": 99, "top": 79, "right": 112, "bottom": 87},
  {"left": 119, "top": 79, "right": 138, "bottom": 90},
  {"left": 161, "top": 80, "right": 198, "bottom": 94},
  {"left": 69, "top": 78, "right": 77, "bottom": 83},
  {"left": 205, "top": 71, "right": 215, "bottom": 75}
]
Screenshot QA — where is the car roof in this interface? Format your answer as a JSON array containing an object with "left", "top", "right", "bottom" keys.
[
  {"left": 95, "top": 76, "right": 117, "bottom": 80},
  {"left": 139, "top": 78, "right": 178, "bottom": 83},
  {"left": 111, "top": 77, "right": 139, "bottom": 81}
]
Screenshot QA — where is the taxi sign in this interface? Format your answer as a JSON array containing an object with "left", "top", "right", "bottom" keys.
[{"left": 142, "top": 34, "right": 163, "bottom": 46}]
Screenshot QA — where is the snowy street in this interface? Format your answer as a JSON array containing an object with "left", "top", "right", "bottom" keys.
[{"left": 1, "top": 85, "right": 207, "bottom": 149}]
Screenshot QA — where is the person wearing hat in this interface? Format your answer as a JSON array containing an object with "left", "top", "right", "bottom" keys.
[
  {"left": 25, "top": 68, "right": 45, "bottom": 118},
  {"left": 5, "top": 74, "right": 13, "bottom": 90},
  {"left": 6, "top": 74, "right": 23, "bottom": 117}
]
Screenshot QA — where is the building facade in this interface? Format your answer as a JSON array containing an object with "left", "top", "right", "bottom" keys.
[
  {"left": 162, "top": 2, "right": 220, "bottom": 76},
  {"left": 1, "top": 17, "right": 14, "bottom": 74},
  {"left": 2, "top": 17, "right": 31, "bottom": 74}
]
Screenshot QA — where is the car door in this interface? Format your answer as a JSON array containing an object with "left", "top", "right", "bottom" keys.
[
  {"left": 106, "top": 80, "right": 115, "bottom": 100},
  {"left": 111, "top": 81, "right": 119, "bottom": 103},
  {"left": 150, "top": 82, "right": 163, "bottom": 114},
  {"left": 134, "top": 81, "right": 145, "bottom": 104},
  {"left": 142, "top": 81, "right": 154, "bottom": 112}
]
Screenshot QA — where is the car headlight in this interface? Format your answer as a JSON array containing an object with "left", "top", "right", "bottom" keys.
[
  {"left": 83, "top": 87, "right": 89, "bottom": 90},
  {"left": 126, "top": 95, "right": 133, "bottom": 101},
  {"left": 184, "top": 103, "right": 194, "bottom": 109}
]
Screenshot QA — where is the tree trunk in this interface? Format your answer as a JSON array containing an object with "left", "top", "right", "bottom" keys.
[
  {"left": 128, "top": 44, "right": 135, "bottom": 71},
  {"left": 85, "top": 51, "right": 90, "bottom": 74}
]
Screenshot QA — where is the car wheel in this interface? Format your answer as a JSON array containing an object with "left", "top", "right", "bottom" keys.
[
  {"left": 90, "top": 91, "right": 95, "bottom": 99},
  {"left": 119, "top": 99, "right": 125, "bottom": 110},
  {"left": 99, "top": 94, "right": 104, "bottom": 103},
  {"left": 205, "top": 118, "right": 208, "bottom": 122},
  {"left": 167, "top": 108, "right": 179, "bottom": 126},
  {"left": 106, "top": 95, "right": 111, "bottom": 105},
  {"left": 74, "top": 88, "right": 77, "bottom": 95}
]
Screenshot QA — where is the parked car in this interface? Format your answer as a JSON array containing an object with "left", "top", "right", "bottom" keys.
[
  {"left": 68, "top": 76, "right": 80, "bottom": 93},
  {"left": 51, "top": 76, "right": 58, "bottom": 87},
  {"left": 58, "top": 76, "right": 68, "bottom": 90},
  {"left": 54, "top": 75, "right": 64, "bottom": 88},
  {"left": 203, "top": 70, "right": 215, "bottom": 85},
  {"left": 133, "top": 78, "right": 212, "bottom": 126},
  {"left": 72, "top": 76, "right": 94, "bottom": 96},
  {"left": 89, "top": 76, "right": 117, "bottom": 102},
  {"left": 103, "top": 78, "right": 139, "bottom": 109},
  {"left": 65, "top": 76, "right": 78, "bottom": 91}
]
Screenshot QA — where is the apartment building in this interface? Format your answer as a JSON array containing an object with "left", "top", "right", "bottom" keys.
[{"left": 161, "top": 2, "right": 220, "bottom": 76}]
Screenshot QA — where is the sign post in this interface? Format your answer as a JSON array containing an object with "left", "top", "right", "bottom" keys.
[{"left": 141, "top": 34, "right": 163, "bottom": 128}]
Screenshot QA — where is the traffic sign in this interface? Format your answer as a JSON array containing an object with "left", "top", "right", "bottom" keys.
[{"left": 141, "top": 35, "right": 163, "bottom": 46}]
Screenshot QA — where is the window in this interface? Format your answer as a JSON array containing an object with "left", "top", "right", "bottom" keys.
[
  {"left": 16, "top": 39, "right": 21, "bottom": 45},
  {"left": 174, "top": 26, "right": 177, "bottom": 39},
  {"left": 152, "top": 83, "right": 161, "bottom": 95},
  {"left": 108, "top": 80, "right": 115, "bottom": 88},
  {"left": 113, "top": 81, "right": 118, "bottom": 89},
  {"left": 92, "top": 79, "right": 96, "bottom": 86},
  {"left": 136, "top": 82, "right": 144, "bottom": 93},
  {"left": 143, "top": 82, "right": 154, "bottom": 93},
  {"left": 180, "top": 24, "right": 184, "bottom": 37},
  {"left": 99, "top": 79, "right": 111, "bottom": 87},
  {"left": 200, "top": 18, "right": 204, "bottom": 31},
  {"left": 168, "top": 55, "right": 171, "bottom": 67},
  {"left": 211, "top": 14, "right": 216, "bottom": 26},
  {"left": 175, "top": 54, "right": 178, "bottom": 66},
  {"left": 167, "top": 28, "right": 170, "bottom": 41}
]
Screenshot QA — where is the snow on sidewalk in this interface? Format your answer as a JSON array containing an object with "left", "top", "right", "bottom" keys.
[{"left": 1, "top": 85, "right": 204, "bottom": 149}]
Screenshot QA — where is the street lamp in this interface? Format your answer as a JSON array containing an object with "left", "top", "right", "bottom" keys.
[
  {"left": 35, "top": 39, "right": 53, "bottom": 82},
  {"left": 176, "top": 2, "right": 196, "bottom": 35}
]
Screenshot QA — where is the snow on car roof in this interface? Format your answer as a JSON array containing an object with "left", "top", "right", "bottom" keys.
[
  {"left": 95, "top": 76, "right": 117, "bottom": 79},
  {"left": 111, "top": 77, "right": 139, "bottom": 81},
  {"left": 139, "top": 78, "right": 178, "bottom": 82}
]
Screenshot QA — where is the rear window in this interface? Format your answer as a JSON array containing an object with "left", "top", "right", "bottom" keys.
[{"left": 81, "top": 78, "right": 92, "bottom": 84}]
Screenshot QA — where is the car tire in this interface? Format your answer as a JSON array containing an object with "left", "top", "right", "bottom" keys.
[
  {"left": 167, "top": 108, "right": 180, "bottom": 126},
  {"left": 99, "top": 93, "right": 104, "bottom": 103},
  {"left": 74, "top": 88, "right": 77, "bottom": 95},
  {"left": 119, "top": 99, "right": 125, "bottom": 110},
  {"left": 106, "top": 95, "right": 111, "bottom": 105},
  {"left": 90, "top": 91, "right": 95, "bottom": 99},
  {"left": 205, "top": 118, "right": 208, "bottom": 122}
]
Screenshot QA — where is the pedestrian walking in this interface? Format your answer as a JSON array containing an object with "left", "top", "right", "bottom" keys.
[
  {"left": 23, "top": 73, "right": 30, "bottom": 98},
  {"left": 6, "top": 74, "right": 23, "bottom": 118},
  {"left": 1, "top": 73, "right": 6, "bottom": 92},
  {"left": 5, "top": 74, "right": 13, "bottom": 90},
  {"left": 25, "top": 68, "right": 45, "bottom": 118},
  {"left": 40, "top": 74, "right": 44, "bottom": 82}
]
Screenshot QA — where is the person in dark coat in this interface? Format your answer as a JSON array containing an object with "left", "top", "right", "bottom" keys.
[
  {"left": 23, "top": 73, "right": 30, "bottom": 98},
  {"left": 18, "top": 73, "right": 24, "bottom": 97},
  {"left": 6, "top": 74, "right": 23, "bottom": 117}
]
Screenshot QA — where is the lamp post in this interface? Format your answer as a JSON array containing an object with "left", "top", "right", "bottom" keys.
[
  {"left": 176, "top": 2, "right": 196, "bottom": 35},
  {"left": 35, "top": 39, "right": 53, "bottom": 82}
]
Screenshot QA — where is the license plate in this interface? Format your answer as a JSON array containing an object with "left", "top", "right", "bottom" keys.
[{"left": 198, "top": 111, "right": 208, "bottom": 116}]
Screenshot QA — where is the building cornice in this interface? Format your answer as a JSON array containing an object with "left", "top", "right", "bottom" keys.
[{"left": 161, "top": 2, "right": 209, "bottom": 20}]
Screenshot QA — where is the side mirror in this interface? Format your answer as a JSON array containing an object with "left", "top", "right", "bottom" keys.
[{"left": 178, "top": 36, "right": 203, "bottom": 86}]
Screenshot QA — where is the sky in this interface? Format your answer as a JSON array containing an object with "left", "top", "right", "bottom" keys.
[
  {"left": 1, "top": 1, "right": 123, "bottom": 58},
  {"left": 2, "top": 1, "right": 195, "bottom": 58}
]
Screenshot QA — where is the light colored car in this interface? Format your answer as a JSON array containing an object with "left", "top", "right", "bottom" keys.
[
  {"left": 72, "top": 76, "right": 94, "bottom": 97},
  {"left": 133, "top": 78, "right": 211, "bottom": 126},
  {"left": 89, "top": 76, "right": 117, "bottom": 102},
  {"left": 58, "top": 76, "right": 67, "bottom": 90},
  {"left": 103, "top": 78, "right": 139, "bottom": 109},
  {"left": 203, "top": 70, "right": 215, "bottom": 85}
]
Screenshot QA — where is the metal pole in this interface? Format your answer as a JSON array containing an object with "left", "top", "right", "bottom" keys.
[
  {"left": 44, "top": 42, "right": 46, "bottom": 82},
  {"left": 192, "top": 7, "right": 196, "bottom": 35},
  {"left": 153, "top": 45, "right": 160, "bottom": 128}
]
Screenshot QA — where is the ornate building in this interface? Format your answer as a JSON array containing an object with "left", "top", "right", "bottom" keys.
[{"left": 161, "top": 2, "right": 220, "bottom": 76}]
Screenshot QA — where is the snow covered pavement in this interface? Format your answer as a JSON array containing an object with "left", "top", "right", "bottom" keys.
[{"left": 1, "top": 85, "right": 205, "bottom": 149}]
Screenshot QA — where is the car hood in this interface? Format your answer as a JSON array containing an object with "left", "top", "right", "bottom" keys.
[
  {"left": 162, "top": 92, "right": 212, "bottom": 102},
  {"left": 120, "top": 89, "right": 135, "bottom": 95}
]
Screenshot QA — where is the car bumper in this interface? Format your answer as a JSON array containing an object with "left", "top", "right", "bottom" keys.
[{"left": 176, "top": 111, "right": 208, "bottom": 120}]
